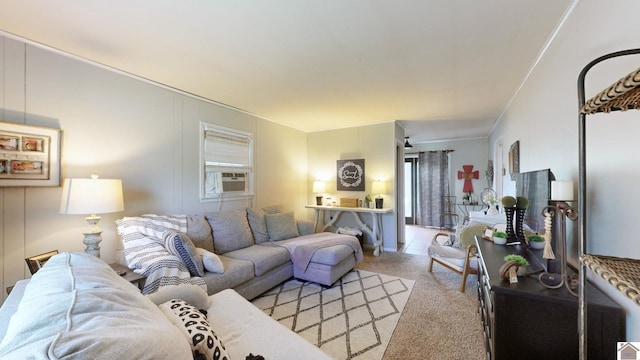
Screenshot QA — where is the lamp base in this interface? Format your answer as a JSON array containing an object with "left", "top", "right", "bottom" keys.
[
  {"left": 83, "top": 214, "right": 103, "bottom": 258},
  {"left": 375, "top": 198, "right": 383, "bottom": 209},
  {"left": 316, "top": 196, "right": 323, "bottom": 206}
]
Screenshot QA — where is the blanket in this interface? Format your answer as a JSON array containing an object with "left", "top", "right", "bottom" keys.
[
  {"left": 116, "top": 214, "right": 206, "bottom": 294},
  {"left": 275, "top": 232, "right": 363, "bottom": 271}
]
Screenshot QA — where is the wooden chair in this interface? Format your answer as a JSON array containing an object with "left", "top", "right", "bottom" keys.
[
  {"left": 439, "top": 196, "right": 459, "bottom": 229},
  {"left": 428, "top": 224, "right": 486, "bottom": 292}
]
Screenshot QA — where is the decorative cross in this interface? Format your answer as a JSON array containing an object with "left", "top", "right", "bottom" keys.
[{"left": 458, "top": 165, "right": 479, "bottom": 193}]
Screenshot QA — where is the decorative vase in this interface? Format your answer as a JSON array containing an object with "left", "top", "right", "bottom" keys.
[
  {"left": 515, "top": 207, "right": 527, "bottom": 242},
  {"left": 503, "top": 207, "right": 517, "bottom": 241},
  {"left": 493, "top": 236, "right": 507, "bottom": 245},
  {"left": 529, "top": 241, "right": 545, "bottom": 250}
]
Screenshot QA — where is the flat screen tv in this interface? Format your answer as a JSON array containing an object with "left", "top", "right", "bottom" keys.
[{"left": 515, "top": 169, "right": 555, "bottom": 233}]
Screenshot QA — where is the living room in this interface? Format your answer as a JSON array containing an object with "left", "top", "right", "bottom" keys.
[{"left": 0, "top": 0, "right": 638, "bottom": 349}]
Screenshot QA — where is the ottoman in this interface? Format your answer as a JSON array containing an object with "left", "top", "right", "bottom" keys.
[{"left": 293, "top": 244, "right": 358, "bottom": 286}]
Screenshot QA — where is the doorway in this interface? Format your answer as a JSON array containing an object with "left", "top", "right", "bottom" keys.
[{"left": 404, "top": 156, "right": 418, "bottom": 225}]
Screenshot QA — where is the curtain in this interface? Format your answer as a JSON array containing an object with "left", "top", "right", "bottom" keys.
[{"left": 417, "top": 151, "right": 450, "bottom": 227}]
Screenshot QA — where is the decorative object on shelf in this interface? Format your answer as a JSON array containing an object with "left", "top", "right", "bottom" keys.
[
  {"left": 482, "top": 227, "right": 494, "bottom": 241},
  {"left": 501, "top": 196, "right": 517, "bottom": 241},
  {"left": 0, "top": 121, "right": 62, "bottom": 187},
  {"left": 25, "top": 250, "right": 59, "bottom": 275},
  {"left": 504, "top": 254, "right": 529, "bottom": 277},
  {"left": 480, "top": 188, "right": 498, "bottom": 214},
  {"left": 542, "top": 210, "right": 555, "bottom": 260},
  {"left": 457, "top": 165, "right": 479, "bottom": 193},
  {"left": 59, "top": 175, "right": 125, "bottom": 258},
  {"left": 371, "top": 180, "right": 387, "bottom": 209},
  {"left": 538, "top": 180, "right": 578, "bottom": 296},
  {"left": 364, "top": 194, "right": 373, "bottom": 208},
  {"left": 527, "top": 235, "right": 545, "bottom": 249},
  {"left": 515, "top": 196, "right": 529, "bottom": 242},
  {"left": 312, "top": 181, "right": 325, "bottom": 205},
  {"left": 508, "top": 141, "right": 520, "bottom": 180},
  {"left": 493, "top": 231, "right": 507, "bottom": 245},
  {"left": 336, "top": 159, "right": 365, "bottom": 191},
  {"left": 339, "top": 198, "right": 358, "bottom": 208}
]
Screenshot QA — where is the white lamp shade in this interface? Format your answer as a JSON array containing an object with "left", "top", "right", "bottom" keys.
[
  {"left": 312, "top": 181, "right": 326, "bottom": 193},
  {"left": 551, "top": 181, "right": 574, "bottom": 201},
  {"left": 60, "top": 178, "right": 124, "bottom": 215},
  {"left": 371, "top": 180, "right": 387, "bottom": 195}
]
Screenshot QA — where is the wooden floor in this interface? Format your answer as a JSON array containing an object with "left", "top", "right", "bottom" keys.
[{"left": 398, "top": 225, "right": 453, "bottom": 256}]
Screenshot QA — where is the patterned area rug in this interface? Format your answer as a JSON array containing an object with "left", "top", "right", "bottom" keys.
[{"left": 251, "top": 270, "right": 415, "bottom": 360}]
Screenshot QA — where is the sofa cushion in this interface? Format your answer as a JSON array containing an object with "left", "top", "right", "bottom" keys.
[
  {"left": 163, "top": 231, "right": 204, "bottom": 277},
  {"left": 206, "top": 209, "right": 254, "bottom": 254},
  {"left": 159, "top": 299, "right": 229, "bottom": 360},
  {"left": 196, "top": 248, "right": 225, "bottom": 274},
  {"left": 265, "top": 212, "right": 300, "bottom": 241},
  {"left": 187, "top": 215, "right": 215, "bottom": 253},
  {"left": 202, "top": 256, "right": 255, "bottom": 295},
  {"left": 247, "top": 207, "right": 270, "bottom": 244},
  {"left": 225, "top": 244, "right": 291, "bottom": 277},
  {"left": 0, "top": 252, "right": 192, "bottom": 359}
]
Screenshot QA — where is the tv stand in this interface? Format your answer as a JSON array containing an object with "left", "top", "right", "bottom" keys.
[{"left": 475, "top": 236, "right": 624, "bottom": 359}]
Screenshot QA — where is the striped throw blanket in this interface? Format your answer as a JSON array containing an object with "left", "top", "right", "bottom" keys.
[{"left": 115, "top": 214, "right": 206, "bottom": 294}]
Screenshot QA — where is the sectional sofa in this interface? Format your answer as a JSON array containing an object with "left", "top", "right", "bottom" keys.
[{"left": 115, "top": 205, "right": 363, "bottom": 299}]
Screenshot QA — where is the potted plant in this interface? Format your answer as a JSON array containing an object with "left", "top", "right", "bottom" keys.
[
  {"left": 504, "top": 254, "right": 529, "bottom": 276},
  {"left": 493, "top": 231, "right": 507, "bottom": 245},
  {"left": 527, "top": 234, "right": 545, "bottom": 249},
  {"left": 364, "top": 194, "right": 373, "bottom": 208},
  {"left": 462, "top": 192, "right": 471, "bottom": 204}
]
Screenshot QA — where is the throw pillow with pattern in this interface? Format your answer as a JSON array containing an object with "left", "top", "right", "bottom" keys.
[{"left": 163, "top": 231, "right": 204, "bottom": 277}]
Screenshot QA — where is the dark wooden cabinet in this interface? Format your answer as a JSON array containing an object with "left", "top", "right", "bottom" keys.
[{"left": 475, "top": 237, "right": 625, "bottom": 360}]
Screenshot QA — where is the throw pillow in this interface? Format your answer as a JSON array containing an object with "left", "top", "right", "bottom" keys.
[
  {"left": 435, "top": 234, "right": 453, "bottom": 246},
  {"left": 196, "top": 248, "right": 225, "bottom": 274},
  {"left": 187, "top": 216, "right": 215, "bottom": 253},
  {"left": 163, "top": 231, "right": 204, "bottom": 277},
  {"left": 264, "top": 212, "right": 299, "bottom": 241},
  {"left": 262, "top": 204, "right": 283, "bottom": 214},
  {"left": 206, "top": 209, "right": 254, "bottom": 254},
  {"left": 146, "top": 283, "right": 209, "bottom": 310},
  {"left": 159, "top": 299, "right": 229, "bottom": 360},
  {"left": 246, "top": 207, "right": 270, "bottom": 244}
]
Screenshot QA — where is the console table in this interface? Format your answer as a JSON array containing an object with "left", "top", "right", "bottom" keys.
[
  {"left": 305, "top": 205, "right": 392, "bottom": 256},
  {"left": 474, "top": 236, "right": 624, "bottom": 360}
]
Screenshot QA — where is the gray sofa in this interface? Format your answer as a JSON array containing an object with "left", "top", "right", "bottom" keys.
[
  {"left": 0, "top": 252, "right": 331, "bottom": 359},
  {"left": 117, "top": 205, "right": 362, "bottom": 300}
]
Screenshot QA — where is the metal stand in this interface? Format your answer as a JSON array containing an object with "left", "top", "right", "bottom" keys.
[{"left": 538, "top": 202, "right": 578, "bottom": 296}]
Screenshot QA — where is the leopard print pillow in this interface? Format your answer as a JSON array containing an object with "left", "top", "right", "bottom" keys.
[{"left": 159, "top": 299, "right": 229, "bottom": 360}]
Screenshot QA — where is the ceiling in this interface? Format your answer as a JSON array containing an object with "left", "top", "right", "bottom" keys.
[{"left": 0, "top": 1, "right": 573, "bottom": 143}]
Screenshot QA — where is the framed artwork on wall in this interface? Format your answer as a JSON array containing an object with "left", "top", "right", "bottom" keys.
[
  {"left": 337, "top": 159, "right": 365, "bottom": 191},
  {"left": 508, "top": 140, "right": 520, "bottom": 181},
  {"left": 0, "top": 121, "right": 62, "bottom": 187}
]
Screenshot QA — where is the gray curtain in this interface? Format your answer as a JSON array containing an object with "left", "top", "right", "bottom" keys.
[{"left": 417, "top": 151, "right": 450, "bottom": 227}]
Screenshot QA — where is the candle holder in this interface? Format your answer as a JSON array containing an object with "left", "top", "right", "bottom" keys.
[{"left": 538, "top": 201, "right": 579, "bottom": 296}]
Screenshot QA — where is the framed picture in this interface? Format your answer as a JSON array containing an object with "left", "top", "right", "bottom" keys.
[
  {"left": 508, "top": 140, "right": 520, "bottom": 181},
  {"left": 337, "top": 159, "right": 365, "bottom": 191},
  {"left": 25, "top": 250, "right": 59, "bottom": 275},
  {"left": 0, "top": 121, "right": 61, "bottom": 187},
  {"left": 482, "top": 227, "right": 495, "bottom": 241}
]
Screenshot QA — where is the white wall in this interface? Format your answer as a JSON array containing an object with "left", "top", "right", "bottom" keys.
[
  {"left": 307, "top": 123, "right": 397, "bottom": 251},
  {"left": 0, "top": 36, "right": 309, "bottom": 301},
  {"left": 489, "top": 0, "right": 640, "bottom": 338}
]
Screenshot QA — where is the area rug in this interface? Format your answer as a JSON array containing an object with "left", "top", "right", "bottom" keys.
[{"left": 251, "top": 270, "right": 415, "bottom": 360}]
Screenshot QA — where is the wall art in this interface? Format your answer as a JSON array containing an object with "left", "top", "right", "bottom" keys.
[
  {"left": 336, "top": 159, "right": 365, "bottom": 191},
  {"left": 0, "top": 121, "right": 62, "bottom": 187},
  {"left": 509, "top": 140, "right": 520, "bottom": 181}
]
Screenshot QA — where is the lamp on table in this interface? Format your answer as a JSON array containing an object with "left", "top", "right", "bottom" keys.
[
  {"left": 59, "top": 175, "right": 124, "bottom": 258},
  {"left": 372, "top": 180, "right": 387, "bottom": 209},
  {"left": 312, "top": 181, "right": 326, "bottom": 206}
]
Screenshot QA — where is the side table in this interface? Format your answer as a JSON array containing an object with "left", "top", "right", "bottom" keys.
[{"left": 109, "top": 263, "right": 145, "bottom": 290}]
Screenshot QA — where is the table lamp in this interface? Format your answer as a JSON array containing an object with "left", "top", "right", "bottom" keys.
[
  {"left": 60, "top": 175, "right": 124, "bottom": 258},
  {"left": 372, "top": 180, "right": 387, "bottom": 209},
  {"left": 312, "top": 181, "right": 326, "bottom": 205}
]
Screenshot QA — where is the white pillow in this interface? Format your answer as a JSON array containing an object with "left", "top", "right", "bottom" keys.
[
  {"left": 196, "top": 248, "right": 225, "bottom": 274},
  {"left": 146, "top": 283, "right": 209, "bottom": 310}
]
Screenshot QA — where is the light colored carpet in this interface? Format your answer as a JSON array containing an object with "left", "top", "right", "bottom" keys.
[{"left": 252, "top": 270, "right": 415, "bottom": 360}]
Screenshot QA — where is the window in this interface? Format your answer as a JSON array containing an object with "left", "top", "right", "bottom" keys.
[{"left": 200, "top": 122, "right": 253, "bottom": 201}]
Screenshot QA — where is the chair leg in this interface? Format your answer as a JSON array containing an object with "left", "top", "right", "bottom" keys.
[
  {"left": 428, "top": 257, "right": 434, "bottom": 272},
  {"left": 460, "top": 269, "right": 468, "bottom": 292}
]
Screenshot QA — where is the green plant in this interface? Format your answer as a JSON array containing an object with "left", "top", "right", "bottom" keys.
[
  {"left": 504, "top": 254, "right": 529, "bottom": 267},
  {"left": 365, "top": 194, "right": 373, "bottom": 203},
  {"left": 493, "top": 231, "right": 507, "bottom": 238},
  {"left": 528, "top": 234, "right": 544, "bottom": 243}
]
